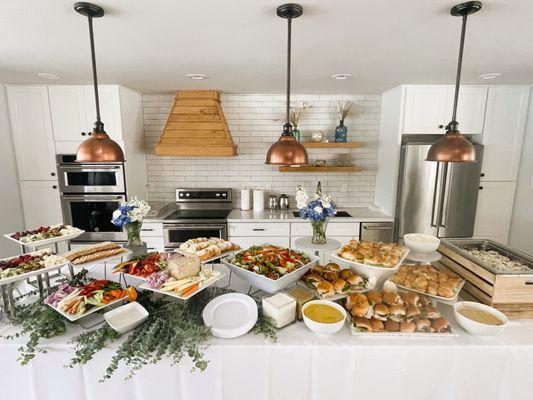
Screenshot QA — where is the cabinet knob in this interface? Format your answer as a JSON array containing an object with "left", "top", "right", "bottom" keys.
[
  {"left": 479, "top": 186, "right": 483, "bottom": 190},
  {"left": 51, "top": 172, "right": 56, "bottom": 177},
  {"left": 81, "top": 132, "right": 86, "bottom": 136},
  {"left": 438, "top": 124, "right": 444, "bottom": 129},
  {"left": 480, "top": 173, "right": 485, "bottom": 177},
  {"left": 52, "top": 185, "right": 58, "bottom": 189}
]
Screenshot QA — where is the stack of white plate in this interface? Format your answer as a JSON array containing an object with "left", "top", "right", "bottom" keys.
[{"left": 202, "top": 293, "right": 258, "bottom": 339}]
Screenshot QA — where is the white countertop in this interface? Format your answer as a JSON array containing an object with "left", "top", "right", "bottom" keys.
[{"left": 227, "top": 207, "right": 393, "bottom": 223}]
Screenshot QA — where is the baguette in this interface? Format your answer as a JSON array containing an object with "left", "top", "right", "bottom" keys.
[
  {"left": 64, "top": 241, "right": 119, "bottom": 262},
  {"left": 71, "top": 247, "right": 125, "bottom": 265}
]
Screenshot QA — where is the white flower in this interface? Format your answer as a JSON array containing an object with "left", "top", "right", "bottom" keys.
[
  {"left": 112, "top": 209, "right": 121, "bottom": 219},
  {"left": 295, "top": 186, "right": 309, "bottom": 210},
  {"left": 314, "top": 206, "right": 323, "bottom": 214}
]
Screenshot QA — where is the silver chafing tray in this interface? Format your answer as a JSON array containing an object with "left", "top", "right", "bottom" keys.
[{"left": 440, "top": 238, "right": 533, "bottom": 276}]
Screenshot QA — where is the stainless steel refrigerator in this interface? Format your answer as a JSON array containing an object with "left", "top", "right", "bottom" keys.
[{"left": 394, "top": 135, "right": 483, "bottom": 240}]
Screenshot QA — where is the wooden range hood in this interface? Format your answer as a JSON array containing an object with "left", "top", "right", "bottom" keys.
[{"left": 155, "top": 90, "right": 238, "bottom": 157}]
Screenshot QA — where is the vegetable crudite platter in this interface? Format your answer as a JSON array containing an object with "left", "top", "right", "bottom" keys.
[
  {"left": 139, "top": 253, "right": 224, "bottom": 300},
  {"left": 4, "top": 224, "right": 84, "bottom": 248},
  {"left": 0, "top": 249, "right": 69, "bottom": 286},
  {"left": 299, "top": 262, "right": 376, "bottom": 301},
  {"left": 45, "top": 279, "right": 137, "bottom": 322},
  {"left": 63, "top": 242, "right": 131, "bottom": 268},
  {"left": 222, "top": 244, "right": 319, "bottom": 293},
  {"left": 113, "top": 252, "right": 168, "bottom": 280}
]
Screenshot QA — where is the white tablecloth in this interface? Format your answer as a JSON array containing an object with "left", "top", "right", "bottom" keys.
[{"left": 2, "top": 266, "right": 533, "bottom": 400}]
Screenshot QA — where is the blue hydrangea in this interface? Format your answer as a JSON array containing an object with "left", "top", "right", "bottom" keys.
[{"left": 299, "top": 199, "right": 337, "bottom": 222}]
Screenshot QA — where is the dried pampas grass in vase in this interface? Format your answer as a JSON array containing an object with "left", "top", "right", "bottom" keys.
[{"left": 335, "top": 100, "right": 353, "bottom": 143}]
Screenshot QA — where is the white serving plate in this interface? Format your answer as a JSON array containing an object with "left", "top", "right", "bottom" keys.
[
  {"left": 175, "top": 248, "right": 240, "bottom": 264},
  {"left": 389, "top": 278, "right": 465, "bottom": 304},
  {"left": 104, "top": 301, "right": 149, "bottom": 334},
  {"left": 348, "top": 322, "right": 458, "bottom": 337},
  {"left": 4, "top": 228, "right": 85, "bottom": 248},
  {"left": 69, "top": 248, "right": 132, "bottom": 268},
  {"left": 330, "top": 248, "right": 410, "bottom": 286},
  {"left": 0, "top": 252, "right": 70, "bottom": 286},
  {"left": 222, "top": 247, "right": 319, "bottom": 293},
  {"left": 202, "top": 293, "right": 258, "bottom": 339},
  {"left": 139, "top": 270, "right": 224, "bottom": 300},
  {"left": 48, "top": 296, "right": 127, "bottom": 322}
]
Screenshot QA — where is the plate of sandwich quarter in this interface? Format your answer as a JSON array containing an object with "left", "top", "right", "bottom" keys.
[
  {"left": 299, "top": 262, "right": 376, "bottom": 301},
  {"left": 346, "top": 284, "right": 458, "bottom": 337}
]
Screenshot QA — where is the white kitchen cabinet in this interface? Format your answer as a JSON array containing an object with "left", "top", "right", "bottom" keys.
[
  {"left": 481, "top": 86, "right": 530, "bottom": 182},
  {"left": 140, "top": 222, "right": 164, "bottom": 252},
  {"left": 228, "top": 222, "right": 290, "bottom": 237},
  {"left": 474, "top": 181, "right": 516, "bottom": 243},
  {"left": 291, "top": 222, "right": 360, "bottom": 237},
  {"left": 402, "top": 85, "right": 487, "bottom": 135},
  {"left": 403, "top": 86, "right": 449, "bottom": 134},
  {"left": 19, "top": 181, "right": 62, "bottom": 228},
  {"left": 48, "top": 86, "right": 88, "bottom": 141},
  {"left": 48, "top": 85, "right": 123, "bottom": 143},
  {"left": 6, "top": 86, "right": 57, "bottom": 181},
  {"left": 229, "top": 236, "right": 290, "bottom": 250}
]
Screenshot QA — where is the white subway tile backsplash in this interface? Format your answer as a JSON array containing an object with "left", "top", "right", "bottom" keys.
[{"left": 142, "top": 92, "right": 381, "bottom": 208}]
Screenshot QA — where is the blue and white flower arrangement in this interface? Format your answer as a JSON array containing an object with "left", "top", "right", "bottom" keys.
[
  {"left": 111, "top": 197, "right": 151, "bottom": 247},
  {"left": 296, "top": 182, "right": 337, "bottom": 222},
  {"left": 296, "top": 182, "right": 336, "bottom": 244},
  {"left": 111, "top": 197, "right": 151, "bottom": 227}
]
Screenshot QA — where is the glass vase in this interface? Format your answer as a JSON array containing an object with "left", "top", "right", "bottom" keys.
[
  {"left": 311, "top": 218, "right": 329, "bottom": 244},
  {"left": 335, "top": 119, "right": 347, "bottom": 143},
  {"left": 125, "top": 221, "right": 142, "bottom": 246},
  {"left": 293, "top": 126, "right": 301, "bottom": 142}
]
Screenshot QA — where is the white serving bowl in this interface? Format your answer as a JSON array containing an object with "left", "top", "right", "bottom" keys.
[
  {"left": 222, "top": 247, "right": 318, "bottom": 293},
  {"left": 403, "top": 233, "right": 440, "bottom": 254},
  {"left": 302, "top": 300, "right": 347, "bottom": 335},
  {"left": 104, "top": 302, "right": 149, "bottom": 334},
  {"left": 454, "top": 301, "right": 509, "bottom": 337},
  {"left": 330, "top": 249, "right": 409, "bottom": 288}
]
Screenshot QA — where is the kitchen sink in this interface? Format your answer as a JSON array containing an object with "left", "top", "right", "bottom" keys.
[{"left": 292, "top": 211, "right": 352, "bottom": 217}]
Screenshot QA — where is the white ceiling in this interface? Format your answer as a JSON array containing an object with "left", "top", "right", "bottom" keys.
[{"left": 1, "top": 0, "right": 532, "bottom": 94}]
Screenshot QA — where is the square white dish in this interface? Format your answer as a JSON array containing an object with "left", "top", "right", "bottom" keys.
[
  {"left": 140, "top": 270, "right": 224, "bottom": 300},
  {"left": 104, "top": 301, "right": 149, "bottom": 334},
  {"left": 47, "top": 296, "right": 127, "bottom": 322},
  {"left": 68, "top": 248, "right": 132, "bottom": 268},
  {"left": 222, "top": 246, "right": 319, "bottom": 293}
]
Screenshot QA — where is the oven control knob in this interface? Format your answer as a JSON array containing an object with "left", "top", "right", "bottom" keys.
[
  {"left": 216, "top": 193, "right": 220, "bottom": 197},
  {"left": 222, "top": 193, "right": 227, "bottom": 197},
  {"left": 186, "top": 193, "right": 190, "bottom": 197}
]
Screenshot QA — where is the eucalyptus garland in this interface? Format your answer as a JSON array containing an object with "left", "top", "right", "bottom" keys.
[{"left": 5, "top": 282, "right": 278, "bottom": 381}]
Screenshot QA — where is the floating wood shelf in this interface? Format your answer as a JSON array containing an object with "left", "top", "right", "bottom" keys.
[
  {"left": 278, "top": 166, "right": 363, "bottom": 173},
  {"left": 302, "top": 141, "right": 365, "bottom": 148}
]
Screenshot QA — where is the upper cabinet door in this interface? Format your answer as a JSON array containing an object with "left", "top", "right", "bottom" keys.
[
  {"left": 481, "top": 86, "right": 530, "bottom": 182},
  {"left": 84, "top": 85, "right": 123, "bottom": 141},
  {"left": 448, "top": 86, "right": 488, "bottom": 135},
  {"left": 6, "top": 86, "right": 57, "bottom": 181},
  {"left": 19, "top": 181, "right": 63, "bottom": 228},
  {"left": 402, "top": 86, "right": 449, "bottom": 134},
  {"left": 48, "top": 85, "right": 90, "bottom": 141}
]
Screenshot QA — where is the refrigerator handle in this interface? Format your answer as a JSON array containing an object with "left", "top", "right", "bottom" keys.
[
  {"left": 431, "top": 162, "right": 441, "bottom": 228},
  {"left": 439, "top": 163, "right": 452, "bottom": 227}
]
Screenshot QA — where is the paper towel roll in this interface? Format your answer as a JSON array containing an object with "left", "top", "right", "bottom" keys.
[
  {"left": 240, "top": 189, "right": 251, "bottom": 211},
  {"left": 253, "top": 189, "right": 264, "bottom": 212}
]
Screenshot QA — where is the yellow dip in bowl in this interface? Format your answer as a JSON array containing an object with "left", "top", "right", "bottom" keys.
[{"left": 304, "top": 303, "right": 344, "bottom": 324}]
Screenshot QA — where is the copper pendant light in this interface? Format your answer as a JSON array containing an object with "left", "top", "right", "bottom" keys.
[
  {"left": 426, "top": 1, "right": 482, "bottom": 163},
  {"left": 74, "top": 2, "right": 125, "bottom": 162},
  {"left": 265, "top": 3, "right": 308, "bottom": 166}
]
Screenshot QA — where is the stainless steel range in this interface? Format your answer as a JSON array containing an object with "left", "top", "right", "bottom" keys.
[
  {"left": 57, "top": 154, "right": 127, "bottom": 242},
  {"left": 163, "top": 188, "right": 232, "bottom": 250}
]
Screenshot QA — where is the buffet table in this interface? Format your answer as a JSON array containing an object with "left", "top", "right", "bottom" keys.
[{"left": 2, "top": 271, "right": 533, "bottom": 400}]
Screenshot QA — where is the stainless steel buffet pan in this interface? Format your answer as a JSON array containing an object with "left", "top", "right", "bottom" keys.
[{"left": 440, "top": 238, "right": 533, "bottom": 276}]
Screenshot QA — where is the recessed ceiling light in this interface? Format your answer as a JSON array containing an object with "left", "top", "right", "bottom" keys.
[
  {"left": 478, "top": 73, "right": 502, "bottom": 80},
  {"left": 331, "top": 73, "right": 352, "bottom": 80},
  {"left": 37, "top": 72, "right": 61, "bottom": 80},
  {"left": 186, "top": 73, "right": 209, "bottom": 80}
]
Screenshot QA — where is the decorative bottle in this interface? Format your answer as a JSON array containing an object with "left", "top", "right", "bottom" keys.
[{"left": 335, "top": 120, "right": 347, "bottom": 143}]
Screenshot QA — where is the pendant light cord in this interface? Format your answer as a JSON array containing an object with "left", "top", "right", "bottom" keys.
[
  {"left": 451, "top": 14, "right": 468, "bottom": 126},
  {"left": 88, "top": 15, "right": 103, "bottom": 132},
  {"left": 286, "top": 17, "right": 292, "bottom": 125}
]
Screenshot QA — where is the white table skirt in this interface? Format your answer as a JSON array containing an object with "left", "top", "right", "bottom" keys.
[
  {"left": 2, "top": 313, "right": 533, "bottom": 400},
  {"left": 2, "top": 265, "right": 533, "bottom": 400}
]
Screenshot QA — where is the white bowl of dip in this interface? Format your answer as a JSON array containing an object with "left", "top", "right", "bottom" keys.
[
  {"left": 454, "top": 301, "right": 509, "bottom": 337},
  {"left": 403, "top": 233, "right": 440, "bottom": 254},
  {"left": 104, "top": 302, "right": 149, "bottom": 334}
]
